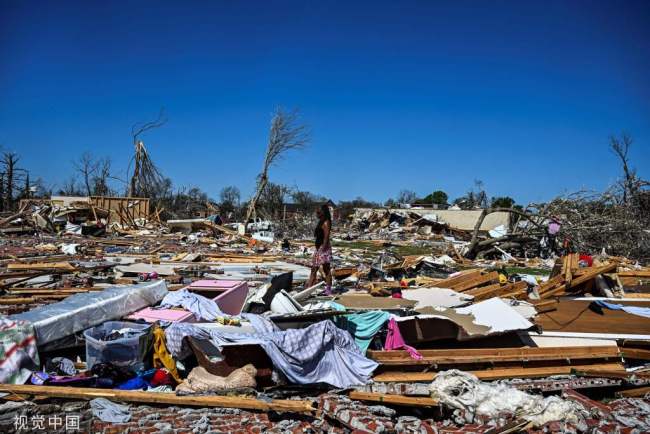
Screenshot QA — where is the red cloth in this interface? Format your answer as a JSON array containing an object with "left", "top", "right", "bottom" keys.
[
  {"left": 150, "top": 368, "right": 174, "bottom": 386},
  {"left": 579, "top": 254, "right": 593, "bottom": 267}
]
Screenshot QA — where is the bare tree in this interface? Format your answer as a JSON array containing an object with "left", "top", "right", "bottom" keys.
[
  {"left": 396, "top": 190, "right": 417, "bottom": 205},
  {"left": 22, "top": 173, "right": 30, "bottom": 198},
  {"left": 73, "top": 152, "right": 99, "bottom": 196},
  {"left": 58, "top": 177, "right": 83, "bottom": 196},
  {"left": 129, "top": 108, "right": 167, "bottom": 197},
  {"left": 92, "top": 157, "right": 113, "bottom": 196},
  {"left": 610, "top": 133, "right": 637, "bottom": 204},
  {"left": 1, "top": 152, "right": 27, "bottom": 211},
  {"left": 245, "top": 107, "right": 309, "bottom": 223},
  {"left": 474, "top": 179, "right": 488, "bottom": 208},
  {"left": 257, "top": 182, "right": 290, "bottom": 220},
  {"left": 291, "top": 188, "right": 324, "bottom": 214},
  {"left": 219, "top": 186, "right": 241, "bottom": 215}
]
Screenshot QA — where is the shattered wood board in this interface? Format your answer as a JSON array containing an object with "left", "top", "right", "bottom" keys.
[
  {"left": 372, "top": 362, "right": 626, "bottom": 382},
  {"left": 536, "top": 299, "right": 650, "bottom": 335},
  {"left": 368, "top": 345, "right": 621, "bottom": 365},
  {"left": 7, "top": 262, "right": 76, "bottom": 271},
  {"left": 523, "top": 333, "right": 618, "bottom": 348}
]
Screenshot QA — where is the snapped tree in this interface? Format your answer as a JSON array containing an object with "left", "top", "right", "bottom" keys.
[
  {"left": 129, "top": 108, "right": 167, "bottom": 198},
  {"left": 245, "top": 107, "right": 309, "bottom": 223}
]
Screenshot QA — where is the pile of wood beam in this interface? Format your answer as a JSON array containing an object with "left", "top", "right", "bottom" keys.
[
  {"left": 430, "top": 269, "right": 529, "bottom": 301},
  {"left": 538, "top": 256, "right": 617, "bottom": 299},
  {"left": 425, "top": 255, "right": 650, "bottom": 302}
]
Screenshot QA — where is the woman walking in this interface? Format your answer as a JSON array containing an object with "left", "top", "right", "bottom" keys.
[{"left": 308, "top": 203, "right": 333, "bottom": 294}]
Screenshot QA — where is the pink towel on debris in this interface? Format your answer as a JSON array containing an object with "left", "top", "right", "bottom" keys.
[{"left": 384, "top": 318, "right": 423, "bottom": 360}]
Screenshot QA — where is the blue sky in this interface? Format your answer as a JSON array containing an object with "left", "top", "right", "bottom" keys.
[{"left": 1, "top": 1, "right": 649, "bottom": 204}]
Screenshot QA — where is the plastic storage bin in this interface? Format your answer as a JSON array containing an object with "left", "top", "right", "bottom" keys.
[{"left": 84, "top": 321, "right": 153, "bottom": 372}]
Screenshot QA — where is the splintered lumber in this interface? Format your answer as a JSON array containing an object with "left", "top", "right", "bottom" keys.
[
  {"left": 431, "top": 269, "right": 482, "bottom": 288},
  {"left": 571, "top": 253, "right": 579, "bottom": 271},
  {"left": 617, "top": 270, "right": 650, "bottom": 278},
  {"left": 7, "top": 287, "right": 100, "bottom": 295},
  {"left": 464, "top": 282, "right": 502, "bottom": 297},
  {"left": 0, "top": 384, "right": 314, "bottom": 413},
  {"left": 0, "top": 295, "right": 74, "bottom": 304},
  {"left": 450, "top": 271, "right": 499, "bottom": 292},
  {"left": 348, "top": 391, "right": 438, "bottom": 407},
  {"left": 564, "top": 254, "right": 573, "bottom": 285},
  {"left": 540, "top": 264, "right": 617, "bottom": 298},
  {"left": 7, "top": 262, "right": 76, "bottom": 272},
  {"left": 372, "top": 362, "right": 626, "bottom": 382},
  {"left": 466, "top": 281, "right": 528, "bottom": 301},
  {"left": 566, "top": 263, "right": 617, "bottom": 290},
  {"left": 620, "top": 348, "right": 650, "bottom": 360},
  {"left": 537, "top": 299, "right": 650, "bottom": 334},
  {"left": 473, "top": 364, "right": 623, "bottom": 380},
  {"left": 616, "top": 385, "right": 650, "bottom": 398},
  {"left": 537, "top": 274, "right": 565, "bottom": 297},
  {"left": 368, "top": 346, "right": 620, "bottom": 366},
  {"left": 572, "top": 368, "right": 650, "bottom": 380},
  {"left": 530, "top": 299, "right": 558, "bottom": 314}
]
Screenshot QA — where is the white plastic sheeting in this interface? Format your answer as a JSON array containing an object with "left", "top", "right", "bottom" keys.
[{"left": 429, "top": 370, "right": 587, "bottom": 428}]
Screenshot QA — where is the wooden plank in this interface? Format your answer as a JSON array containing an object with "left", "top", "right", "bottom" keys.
[
  {"left": 368, "top": 346, "right": 620, "bottom": 365},
  {"left": 431, "top": 270, "right": 482, "bottom": 288},
  {"left": 567, "top": 263, "right": 617, "bottom": 290},
  {"left": 537, "top": 299, "right": 650, "bottom": 334},
  {"left": 372, "top": 362, "right": 625, "bottom": 382},
  {"left": 451, "top": 271, "right": 499, "bottom": 292},
  {"left": 7, "top": 262, "right": 76, "bottom": 272},
  {"left": 487, "top": 281, "right": 528, "bottom": 300},
  {"left": 573, "top": 368, "right": 650, "bottom": 380},
  {"left": 539, "top": 264, "right": 616, "bottom": 298},
  {"left": 616, "top": 386, "right": 650, "bottom": 398},
  {"left": 348, "top": 391, "right": 438, "bottom": 407},
  {"left": 7, "top": 287, "right": 100, "bottom": 295},
  {"left": 620, "top": 348, "right": 650, "bottom": 360},
  {"left": 0, "top": 384, "right": 314, "bottom": 413},
  {"left": 0, "top": 295, "right": 74, "bottom": 303},
  {"left": 564, "top": 255, "right": 573, "bottom": 286},
  {"left": 370, "top": 345, "right": 621, "bottom": 359},
  {"left": 620, "top": 292, "right": 650, "bottom": 299},
  {"left": 464, "top": 282, "right": 502, "bottom": 297},
  {"left": 530, "top": 299, "right": 558, "bottom": 313},
  {"left": 618, "top": 271, "right": 650, "bottom": 278},
  {"left": 536, "top": 274, "right": 565, "bottom": 295},
  {"left": 541, "top": 264, "right": 617, "bottom": 298}
]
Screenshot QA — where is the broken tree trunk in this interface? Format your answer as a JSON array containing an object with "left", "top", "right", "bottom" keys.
[{"left": 464, "top": 207, "right": 547, "bottom": 259}]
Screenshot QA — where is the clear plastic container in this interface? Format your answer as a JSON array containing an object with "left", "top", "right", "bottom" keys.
[{"left": 84, "top": 321, "right": 152, "bottom": 372}]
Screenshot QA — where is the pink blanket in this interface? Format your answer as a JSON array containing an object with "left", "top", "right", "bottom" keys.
[{"left": 384, "top": 318, "right": 423, "bottom": 360}]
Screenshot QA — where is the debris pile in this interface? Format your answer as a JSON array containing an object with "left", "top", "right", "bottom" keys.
[{"left": 1, "top": 197, "right": 649, "bottom": 433}]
